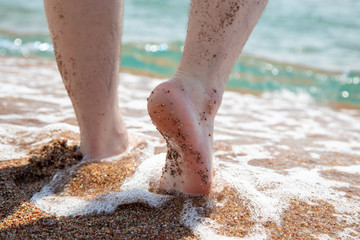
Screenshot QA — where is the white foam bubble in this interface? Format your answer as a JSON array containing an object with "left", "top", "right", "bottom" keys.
[
  {"left": 1, "top": 58, "right": 359, "bottom": 238},
  {"left": 0, "top": 145, "right": 28, "bottom": 160},
  {"left": 32, "top": 187, "right": 171, "bottom": 217},
  {"left": 121, "top": 152, "right": 165, "bottom": 191},
  {"left": 31, "top": 132, "right": 172, "bottom": 217},
  {"left": 332, "top": 165, "right": 360, "bottom": 174}
]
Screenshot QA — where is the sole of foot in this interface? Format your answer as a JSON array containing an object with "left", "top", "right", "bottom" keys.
[{"left": 148, "top": 78, "right": 220, "bottom": 195}]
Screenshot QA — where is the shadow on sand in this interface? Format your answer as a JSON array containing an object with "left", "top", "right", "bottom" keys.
[{"left": 0, "top": 139, "right": 199, "bottom": 239}]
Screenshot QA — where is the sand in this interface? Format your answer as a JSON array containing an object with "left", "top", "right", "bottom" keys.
[
  {"left": 1, "top": 57, "right": 360, "bottom": 239},
  {"left": 1, "top": 139, "right": 359, "bottom": 239}
]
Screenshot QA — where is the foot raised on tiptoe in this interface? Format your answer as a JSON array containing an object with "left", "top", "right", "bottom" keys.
[{"left": 147, "top": 77, "right": 221, "bottom": 195}]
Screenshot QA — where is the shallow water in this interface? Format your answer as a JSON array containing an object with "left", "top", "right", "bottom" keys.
[
  {"left": 1, "top": 57, "right": 359, "bottom": 239},
  {"left": 1, "top": 0, "right": 360, "bottom": 106}
]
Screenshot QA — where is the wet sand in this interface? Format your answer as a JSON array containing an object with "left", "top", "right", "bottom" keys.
[
  {"left": 1, "top": 139, "right": 359, "bottom": 239},
  {"left": 1, "top": 57, "right": 360, "bottom": 239}
]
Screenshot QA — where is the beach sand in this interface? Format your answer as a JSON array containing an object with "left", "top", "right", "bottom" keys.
[
  {"left": 0, "top": 57, "right": 360, "bottom": 239},
  {"left": 1, "top": 140, "right": 359, "bottom": 239}
]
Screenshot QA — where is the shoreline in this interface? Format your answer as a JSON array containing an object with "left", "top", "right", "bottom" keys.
[
  {"left": 1, "top": 56, "right": 359, "bottom": 110},
  {"left": 1, "top": 56, "right": 360, "bottom": 239}
]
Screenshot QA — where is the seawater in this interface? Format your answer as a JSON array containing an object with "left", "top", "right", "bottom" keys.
[
  {"left": 1, "top": 1, "right": 360, "bottom": 238},
  {"left": 1, "top": 57, "right": 360, "bottom": 239},
  {"left": 0, "top": 0, "right": 359, "bottom": 106}
]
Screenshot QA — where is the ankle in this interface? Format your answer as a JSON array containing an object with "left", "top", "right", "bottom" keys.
[
  {"left": 79, "top": 110, "right": 128, "bottom": 159},
  {"left": 175, "top": 66, "right": 227, "bottom": 93},
  {"left": 171, "top": 72, "right": 223, "bottom": 118}
]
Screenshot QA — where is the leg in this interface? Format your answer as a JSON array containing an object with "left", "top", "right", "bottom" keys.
[
  {"left": 44, "top": 0, "right": 127, "bottom": 159},
  {"left": 148, "top": 0, "right": 268, "bottom": 195}
]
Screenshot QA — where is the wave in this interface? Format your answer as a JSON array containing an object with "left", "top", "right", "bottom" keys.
[{"left": 0, "top": 37, "right": 359, "bottom": 107}]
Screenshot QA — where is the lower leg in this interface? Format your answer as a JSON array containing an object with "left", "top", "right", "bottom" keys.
[
  {"left": 148, "top": 0, "right": 268, "bottom": 195},
  {"left": 44, "top": 0, "right": 127, "bottom": 159}
]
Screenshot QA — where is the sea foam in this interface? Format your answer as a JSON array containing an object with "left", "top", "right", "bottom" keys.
[{"left": 1, "top": 58, "right": 359, "bottom": 239}]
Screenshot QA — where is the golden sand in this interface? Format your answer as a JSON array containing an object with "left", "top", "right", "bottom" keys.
[{"left": 1, "top": 140, "right": 360, "bottom": 239}]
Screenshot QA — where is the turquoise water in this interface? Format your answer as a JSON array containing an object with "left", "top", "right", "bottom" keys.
[{"left": 0, "top": 0, "right": 359, "bottom": 106}]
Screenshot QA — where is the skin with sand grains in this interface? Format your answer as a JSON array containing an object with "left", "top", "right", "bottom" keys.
[
  {"left": 147, "top": 0, "right": 268, "bottom": 195},
  {"left": 44, "top": 0, "right": 268, "bottom": 195},
  {"left": 44, "top": 1, "right": 128, "bottom": 160},
  {"left": 147, "top": 79, "right": 221, "bottom": 195}
]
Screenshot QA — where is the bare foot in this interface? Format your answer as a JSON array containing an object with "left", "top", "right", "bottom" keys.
[
  {"left": 79, "top": 109, "right": 128, "bottom": 159},
  {"left": 147, "top": 77, "right": 221, "bottom": 195}
]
